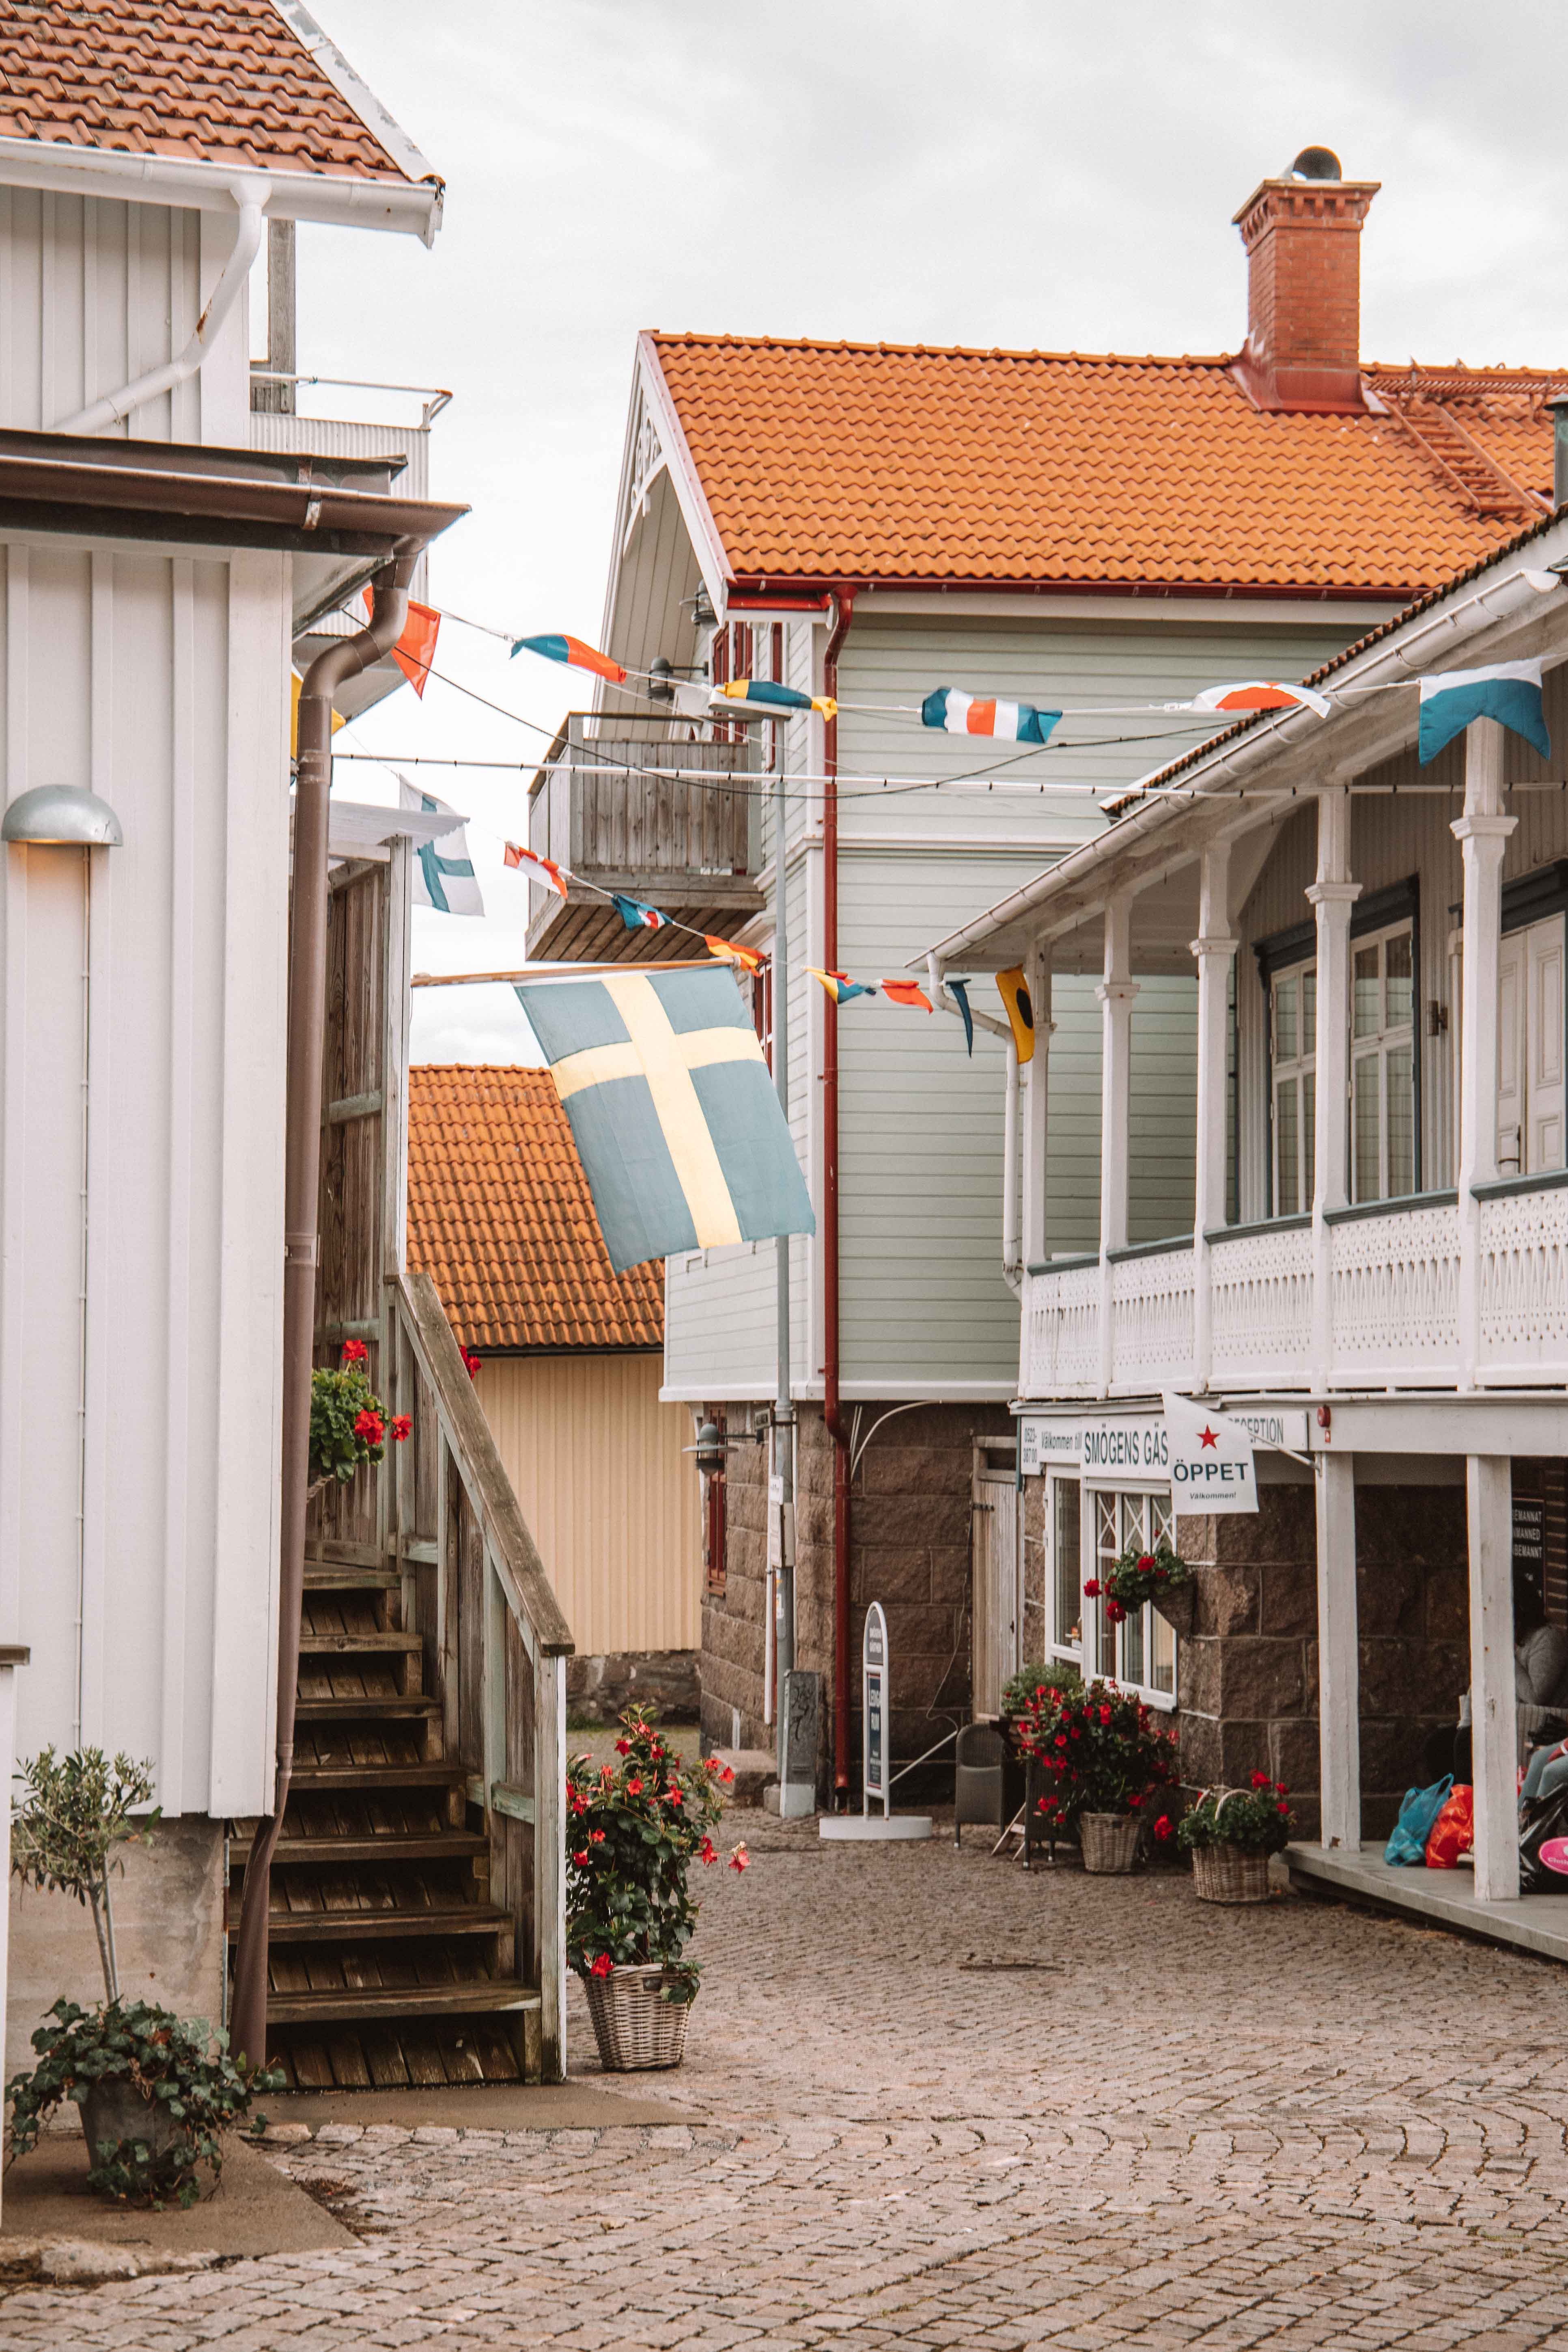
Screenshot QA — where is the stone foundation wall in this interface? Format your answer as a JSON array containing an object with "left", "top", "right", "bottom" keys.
[
  {"left": 698, "top": 1399, "right": 1012, "bottom": 1793},
  {"left": 568, "top": 1650, "right": 699, "bottom": 1727},
  {"left": 1174, "top": 1482, "right": 1468, "bottom": 1842}
]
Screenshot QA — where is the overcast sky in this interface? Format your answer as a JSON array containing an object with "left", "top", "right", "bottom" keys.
[{"left": 299, "top": 0, "right": 1568, "bottom": 1065}]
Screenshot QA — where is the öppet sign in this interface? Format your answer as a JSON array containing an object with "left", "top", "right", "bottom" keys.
[{"left": 1160, "top": 1392, "right": 1258, "bottom": 1514}]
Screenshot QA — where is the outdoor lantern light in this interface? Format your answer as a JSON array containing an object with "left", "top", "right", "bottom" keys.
[
  {"left": 693, "top": 1421, "right": 727, "bottom": 1476},
  {"left": 2, "top": 784, "right": 124, "bottom": 847},
  {"left": 648, "top": 655, "right": 674, "bottom": 702}
]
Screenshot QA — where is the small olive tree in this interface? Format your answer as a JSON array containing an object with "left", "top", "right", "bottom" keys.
[{"left": 11, "top": 1749, "right": 159, "bottom": 2004}]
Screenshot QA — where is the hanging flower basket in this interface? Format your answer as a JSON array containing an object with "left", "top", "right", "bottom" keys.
[
  {"left": 582, "top": 1964, "right": 694, "bottom": 2072},
  {"left": 1079, "top": 1811, "right": 1142, "bottom": 1874},
  {"left": 309, "top": 1342, "right": 410, "bottom": 1491},
  {"left": 1085, "top": 1540, "right": 1193, "bottom": 1630}
]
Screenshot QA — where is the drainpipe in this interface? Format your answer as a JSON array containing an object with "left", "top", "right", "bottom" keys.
[
  {"left": 55, "top": 179, "right": 269, "bottom": 436},
  {"left": 821, "top": 588, "right": 856, "bottom": 1805},
  {"left": 229, "top": 554, "right": 416, "bottom": 2073}
]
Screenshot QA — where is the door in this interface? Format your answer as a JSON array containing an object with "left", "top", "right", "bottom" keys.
[
  {"left": 1497, "top": 914, "right": 1566, "bottom": 1176},
  {"left": 971, "top": 1464, "right": 1020, "bottom": 1718}
]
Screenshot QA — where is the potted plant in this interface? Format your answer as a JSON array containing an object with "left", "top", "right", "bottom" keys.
[
  {"left": 566, "top": 1708, "right": 745, "bottom": 2071},
  {"left": 1012, "top": 1679, "right": 1178, "bottom": 1873},
  {"left": 1085, "top": 1539, "right": 1195, "bottom": 1638},
  {"left": 309, "top": 1339, "right": 410, "bottom": 1496},
  {"left": 6, "top": 2000, "right": 280, "bottom": 2208},
  {"left": 1177, "top": 1774, "right": 1295, "bottom": 1904},
  {"left": 7, "top": 1748, "right": 281, "bottom": 2204}
]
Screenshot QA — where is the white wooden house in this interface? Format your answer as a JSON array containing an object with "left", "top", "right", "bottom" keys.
[
  {"left": 529, "top": 147, "right": 1568, "bottom": 1794},
  {"left": 0, "top": 3, "right": 570, "bottom": 2096},
  {"left": 931, "top": 509, "right": 1568, "bottom": 1947}
]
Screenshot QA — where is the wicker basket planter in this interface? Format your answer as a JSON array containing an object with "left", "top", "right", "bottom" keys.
[
  {"left": 583, "top": 1965, "right": 693, "bottom": 2072},
  {"left": 1191, "top": 1843, "right": 1271, "bottom": 1905},
  {"left": 1150, "top": 1579, "right": 1198, "bottom": 1640},
  {"left": 1079, "top": 1811, "right": 1141, "bottom": 1874}
]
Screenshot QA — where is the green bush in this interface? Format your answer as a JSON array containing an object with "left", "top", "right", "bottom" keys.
[{"left": 1177, "top": 1777, "right": 1295, "bottom": 1856}]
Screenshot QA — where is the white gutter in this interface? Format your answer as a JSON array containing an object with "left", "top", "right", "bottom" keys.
[
  {"left": 0, "top": 135, "right": 442, "bottom": 244},
  {"left": 927, "top": 537, "right": 1568, "bottom": 968},
  {"left": 55, "top": 179, "right": 269, "bottom": 437}
]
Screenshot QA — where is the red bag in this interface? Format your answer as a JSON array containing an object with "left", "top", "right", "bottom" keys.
[{"left": 1425, "top": 1783, "right": 1474, "bottom": 1868}]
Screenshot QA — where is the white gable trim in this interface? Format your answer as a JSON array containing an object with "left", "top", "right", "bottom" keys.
[{"left": 269, "top": 0, "right": 441, "bottom": 196}]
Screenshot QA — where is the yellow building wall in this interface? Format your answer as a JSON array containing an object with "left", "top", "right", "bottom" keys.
[{"left": 474, "top": 1353, "right": 700, "bottom": 1657}]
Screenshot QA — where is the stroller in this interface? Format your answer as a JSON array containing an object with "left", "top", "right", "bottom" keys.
[{"left": 1518, "top": 1730, "right": 1568, "bottom": 1891}]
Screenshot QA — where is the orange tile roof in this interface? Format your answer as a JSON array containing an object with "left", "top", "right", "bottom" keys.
[
  {"left": 407, "top": 1066, "right": 663, "bottom": 1354},
  {"left": 0, "top": 0, "right": 418, "bottom": 182},
  {"left": 649, "top": 335, "right": 1568, "bottom": 599}
]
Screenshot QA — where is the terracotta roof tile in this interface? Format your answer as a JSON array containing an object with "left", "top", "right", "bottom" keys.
[
  {"left": 649, "top": 335, "right": 1568, "bottom": 599},
  {"left": 0, "top": 1, "right": 419, "bottom": 182},
  {"left": 407, "top": 1066, "right": 663, "bottom": 1354}
]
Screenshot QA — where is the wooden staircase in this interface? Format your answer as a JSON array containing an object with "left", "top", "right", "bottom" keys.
[{"left": 230, "top": 1568, "right": 542, "bottom": 2088}]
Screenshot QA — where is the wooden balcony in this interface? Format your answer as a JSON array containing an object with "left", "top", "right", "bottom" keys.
[
  {"left": 1022, "top": 1171, "right": 1568, "bottom": 1399},
  {"left": 525, "top": 716, "right": 764, "bottom": 964}
]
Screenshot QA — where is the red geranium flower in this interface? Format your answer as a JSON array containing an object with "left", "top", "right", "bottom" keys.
[
  {"left": 1153, "top": 1814, "right": 1174, "bottom": 1842},
  {"left": 729, "top": 1844, "right": 750, "bottom": 1872},
  {"left": 1137, "top": 1553, "right": 1154, "bottom": 1571},
  {"left": 1099, "top": 1705, "right": 1112, "bottom": 1725},
  {"left": 572, "top": 1849, "right": 589, "bottom": 1867},
  {"left": 1276, "top": 1801, "right": 1290, "bottom": 1817},
  {"left": 667, "top": 1786, "right": 683, "bottom": 1806},
  {"left": 1083, "top": 1579, "right": 1102, "bottom": 1598},
  {"left": 590, "top": 1953, "right": 614, "bottom": 1979},
  {"left": 1036, "top": 1795, "right": 1057, "bottom": 1815},
  {"left": 390, "top": 1414, "right": 411, "bottom": 1443},
  {"left": 1106, "top": 1600, "right": 1126, "bottom": 1624},
  {"left": 1127, "top": 1791, "right": 1143, "bottom": 1808},
  {"left": 615, "top": 1739, "right": 631, "bottom": 1756},
  {"left": 590, "top": 1829, "right": 605, "bottom": 1844},
  {"left": 719, "top": 1764, "right": 734, "bottom": 1784},
  {"left": 626, "top": 1776, "right": 644, "bottom": 1796},
  {"left": 1251, "top": 1770, "right": 1271, "bottom": 1789},
  {"left": 699, "top": 1837, "right": 718, "bottom": 1865},
  {"left": 461, "top": 1347, "right": 481, "bottom": 1380},
  {"left": 353, "top": 1407, "right": 384, "bottom": 1444},
  {"left": 340, "top": 1339, "right": 368, "bottom": 1366}
]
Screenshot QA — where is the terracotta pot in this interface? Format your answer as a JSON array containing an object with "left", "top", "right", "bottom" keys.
[
  {"left": 1079, "top": 1812, "right": 1142, "bottom": 1874},
  {"left": 80, "top": 2078, "right": 190, "bottom": 2168},
  {"left": 1150, "top": 1579, "right": 1198, "bottom": 1639},
  {"left": 582, "top": 1965, "right": 693, "bottom": 2071}
]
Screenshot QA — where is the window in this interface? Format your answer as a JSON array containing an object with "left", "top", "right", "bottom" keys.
[
  {"left": 1049, "top": 1476, "right": 1082, "bottom": 1663},
  {"left": 1351, "top": 922, "right": 1415, "bottom": 1203},
  {"left": 1093, "top": 1489, "right": 1176, "bottom": 1705},
  {"left": 1271, "top": 959, "right": 1316, "bottom": 1217}
]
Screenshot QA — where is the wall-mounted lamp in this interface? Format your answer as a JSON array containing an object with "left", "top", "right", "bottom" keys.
[{"left": 2, "top": 784, "right": 125, "bottom": 847}]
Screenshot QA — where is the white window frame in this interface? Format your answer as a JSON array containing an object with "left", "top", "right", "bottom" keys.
[
  {"left": 1350, "top": 918, "right": 1416, "bottom": 1204},
  {"left": 1045, "top": 1470, "right": 1083, "bottom": 1668},
  {"left": 1086, "top": 1485, "right": 1178, "bottom": 1711},
  {"left": 1270, "top": 955, "right": 1316, "bottom": 1219}
]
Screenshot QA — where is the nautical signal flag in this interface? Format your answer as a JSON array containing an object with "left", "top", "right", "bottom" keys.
[
  {"left": 946, "top": 978, "right": 974, "bottom": 1056},
  {"left": 807, "top": 968, "right": 877, "bottom": 1005},
  {"left": 1188, "top": 680, "right": 1330, "bottom": 717},
  {"left": 511, "top": 633, "right": 628, "bottom": 686},
  {"left": 398, "top": 780, "right": 483, "bottom": 917},
  {"left": 705, "top": 936, "right": 765, "bottom": 974},
  {"left": 715, "top": 679, "right": 836, "bottom": 720},
  {"left": 513, "top": 965, "right": 815, "bottom": 1273},
  {"left": 504, "top": 841, "right": 571, "bottom": 899},
  {"left": 1417, "top": 658, "right": 1550, "bottom": 765},
  {"left": 996, "top": 967, "right": 1035, "bottom": 1064},
  {"left": 922, "top": 688, "right": 1060, "bottom": 745},
  {"left": 612, "top": 894, "right": 668, "bottom": 932},
  {"left": 361, "top": 590, "right": 440, "bottom": 697},
  {"left": 879, "top": 979, "right": 933, "bottom": 1012}
]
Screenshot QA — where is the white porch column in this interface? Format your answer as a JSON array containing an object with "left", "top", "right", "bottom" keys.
[
  {"left": 1314, "top": 1453, "right": 1359, "bottom": 1851},
  {"left": 1097, "top": 897, "right": 1138, "bottom": 1395},
  {"left": 1467, "top": 1453, "right": 1518, "bottom": 1903},
  {"left": 1307, "top": 787, "right": 1359, "bottom": 1386},
  {"left": 1453, "top": 718, "right": 1517, "bottom": 1389},
  {"left": 1191, "top": 845, "right": 1237, "bottom": 1392},
  {"left": 1021, "top": 950, "right": 1054, "bottom": 1275}
]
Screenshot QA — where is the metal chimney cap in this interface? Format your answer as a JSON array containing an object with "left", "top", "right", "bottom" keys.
[
  {"left": 1289, "top": 146, "right": 1343, "bottom": 181},
  {"left": 2, "top": 783, "right": 125, "bottom": 847}
]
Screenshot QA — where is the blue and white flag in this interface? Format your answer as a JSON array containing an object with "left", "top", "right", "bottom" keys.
[
  {"left": 398, "top": 778, "right": 484, "bottom": 916},
  {"left": 513, "top": 965, "right": 816, "bottom": 1272},
  {"left": 1417, "top": 659, "right": 1551, "bottom": 766}
]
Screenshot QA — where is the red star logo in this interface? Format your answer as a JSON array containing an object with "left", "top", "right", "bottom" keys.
[{"left": 1199, "top": 1425, "right": 1219, "bottom": 1450}]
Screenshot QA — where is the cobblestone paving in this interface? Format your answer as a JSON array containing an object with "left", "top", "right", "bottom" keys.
[{"left": 9, "top": 1822, "right": 1568, "bottom": 2346}]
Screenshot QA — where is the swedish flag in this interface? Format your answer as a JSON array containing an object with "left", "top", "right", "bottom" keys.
[{"left": 515, "top": 965, "right": 816, "bottom": 1273}]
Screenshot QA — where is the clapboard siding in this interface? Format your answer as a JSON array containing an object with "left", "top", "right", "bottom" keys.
[{"left": 0, "top": 188, "right": 251, "bottom": 444}]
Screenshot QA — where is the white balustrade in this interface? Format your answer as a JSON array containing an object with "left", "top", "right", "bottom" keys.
[
  {"left": 1208, "top": 1224, "right": 1314, "bottom": 1391},
  {"left": 1022, "top": 1261, "right": 1101, "bottom": 1397},
  {"left": 1109, "top": 1248, "right": 1195, "bottom": 1393},
  {"left": 1477, "top": 1182, "right": 1568, "bottom": 1382},
  {"left": 1329, "top": 1201, "right": 1460, "bottom": 1384}
]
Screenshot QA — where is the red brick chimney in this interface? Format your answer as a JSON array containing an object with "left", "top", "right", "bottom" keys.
[{"left": 1232, "top": 147, "right": 1380, "bottom": 414}]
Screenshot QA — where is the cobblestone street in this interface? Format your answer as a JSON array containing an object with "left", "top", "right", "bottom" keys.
[{"left": 9, "top": 1822, "right": 1568, "bottom": 2348}]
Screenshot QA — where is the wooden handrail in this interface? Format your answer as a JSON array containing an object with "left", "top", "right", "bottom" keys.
[{"left": 392, "top": 1268, "right": 574, "bottom": 1658}]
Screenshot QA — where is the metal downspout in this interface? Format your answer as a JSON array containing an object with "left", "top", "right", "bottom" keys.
[
  {"left": 228, "top": 554, "right": 416, "bottom": 2072},
  {"left": 821, "top": 589, "right": 855, "bottom": 1805}
]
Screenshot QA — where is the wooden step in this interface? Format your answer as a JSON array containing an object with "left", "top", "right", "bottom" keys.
[
  {"left": 295, "top": 1696, "right": 441, "bottom": 1723},
  {"left": 298, "top": 1632, "right": 421, "bottom": 1657},
  {"left": 265, "top": 1981, "right": 540, "bottom": 2026},
  {"left": 230, "top": 1904, "right": 509, "bottom": 1944},
  {"left": 287, "top": 1762, "right": 464, "bottom": 1793},
  {"left": 231, "top": 1830, "right": 487, "bottom": 1868},
  {"left": 304, "top": 1566, "right": 400, "bottom": 1593}
]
